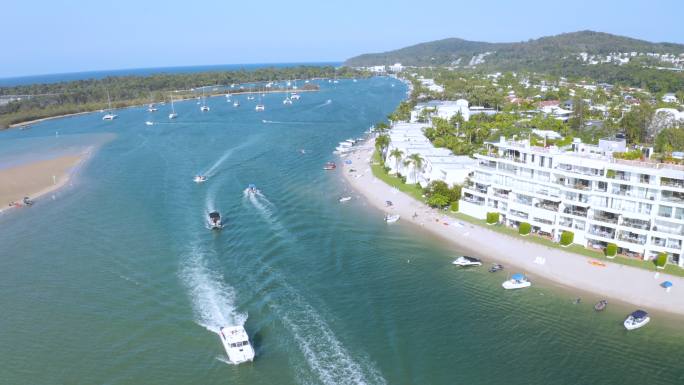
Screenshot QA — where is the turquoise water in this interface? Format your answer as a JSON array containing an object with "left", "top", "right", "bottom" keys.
[{"left": 0, "top": 77, "right": 683, "bottom": 385}]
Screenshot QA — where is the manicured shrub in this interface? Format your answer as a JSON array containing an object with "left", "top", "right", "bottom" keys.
[
  {"left": 605, "top": 243, "right": 617, "bottom": 258},
  {"left": 486, "top": 212, "right": 499, "bottom": 225},
  {"left": 427, "top": 193, "right": 449, "bottom": 208},
  {"left": 560, "top": 231, "right": 574, "bottom": 246},
  {"left": 655, "top": 252, "right": 668, "bottom": 269},
  {"left": 518, "top": 222, "right": 531, "bottom": 235},
  {"left": 450, "top": 201, "right": 459, "bottom": 212}
]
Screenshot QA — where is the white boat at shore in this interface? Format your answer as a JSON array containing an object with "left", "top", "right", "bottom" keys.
[
  {"left": 624, "top": 310, "right": 650, "bottom": 330},
  {"left": 219, "top": 325, "right": 255, "bottom": 364},
  {"left": 502, "top": 273, "right": 531, "bottom": 290},
  {"left": 452, "top": 256, "right": 482, "bottom": 267},
  {"left": 384, "top": 214, "right": 400, "bottom": 223}
]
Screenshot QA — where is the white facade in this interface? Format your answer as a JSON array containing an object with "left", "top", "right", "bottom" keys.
[
  {"left": 384, "top": 122, "right": 476, "bottom": 186},
  {"left": 410, "top": 100, "right": 470, "bottom": 123},
  {"left": 662, "top": 93, "right": 679, "bottom": 104},
  {"left": 459, "top": 136, "right": 684, "bottom": 266}
]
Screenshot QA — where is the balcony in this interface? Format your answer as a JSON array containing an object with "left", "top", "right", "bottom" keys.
[
  {"left": 535, "top": 202, "right": 560, "bottom": 212},
  {"left": 621, "top": 219, "right": 650, "bottom": 230},
  {"left": 661, "top": 191, "right": 684, "bottom": 205},
  {"left": 463, "top": 196, "right": 485, "bottom": 206},
  {"left": 592, "top": 212, "right": 619, "bottom": 225},
  {"left": 563, "top": 207, "right": 588, "bottom": 217},
  {"left": 661, "top": 178, "right": 684, "bottom": 189},
  {"left": 589, "top": 228, "right": 616, "bottom": 239},
  {"left": 618, "top": 232, "right": 647, "bottom": 245}
]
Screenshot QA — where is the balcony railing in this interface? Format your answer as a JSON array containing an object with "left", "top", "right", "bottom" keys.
[
  {"left": 592, "top": 214, "right": 619, "bottom": 224},
  {"left": 563, "top": 208, "right": 588, "bottom": 217},
  {"left": 621, "top": 220, "right": 650, "bottom": 230},
  {"left": 661, "top": 179, "right": 684, "bottom": 189},
  {"left": 589, "top": 229, "right": 616, "bottom": 239},
  {"left": 618, "top": 234, "right": 647, "bottom": 245}
]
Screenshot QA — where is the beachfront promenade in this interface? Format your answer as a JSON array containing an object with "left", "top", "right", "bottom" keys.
[{"left": 341, "top": 139, "right": 684, "bottom": 316}]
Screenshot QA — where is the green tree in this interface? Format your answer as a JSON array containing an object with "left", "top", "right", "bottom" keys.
[
  {"left": 389, "top": 148, "right": 404, "bottom": 175},
  {"left": 406, "top": 153, "right": 424, "bottom": 183},
  {"left": 375, "top": 134, "right": 390, "bottom": 160}
]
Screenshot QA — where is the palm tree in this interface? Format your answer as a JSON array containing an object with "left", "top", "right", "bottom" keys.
[
  {"left": 406, "top": 153, "right": 424, "bottom": 184},
  {"left": 375, "top": 134, "right": 390, "bottom": 161},
  {"left": 389, "top": 148, "right": 404, "bottom": 175}
]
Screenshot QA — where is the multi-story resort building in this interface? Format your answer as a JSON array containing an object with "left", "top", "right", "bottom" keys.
[{"left": 459, "top": 136, "right": 684, "bottom": 266}]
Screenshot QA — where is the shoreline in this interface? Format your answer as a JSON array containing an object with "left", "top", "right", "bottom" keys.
[
  {"left": 340, "top": 138, "right": 684, "bottom": 317},
  {"left": 0, "top": 147, "right": 94, "bottom": 215}
]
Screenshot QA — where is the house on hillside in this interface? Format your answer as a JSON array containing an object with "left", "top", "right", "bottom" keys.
[{"left": 662, "top": 93, "right": 679, "bottom": 104}]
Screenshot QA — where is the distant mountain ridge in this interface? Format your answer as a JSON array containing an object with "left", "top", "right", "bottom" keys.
[{"left": 344, "top": 31, "right": 684, "bottom": 69}]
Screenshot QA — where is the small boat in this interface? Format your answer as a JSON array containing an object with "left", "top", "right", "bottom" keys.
[
  {"left": 22, "top": 196, "right": 34, "bottom": 206},
  {"left": 255, "top": 104, "right": 265, "bottom": 112},
  {"left": 208, "top": 211, "right": 223, "bottom": 230},
  {"left": 594, "top": 300, "right": 608, "bottom": 311},
  {"left": 339, "top": 196, "right": 352, "bottom": 203},
  {"left": 488, "top": 264, "right": 504, "bottom": 273},
  {"left": 282, "top": 97, "right": 292, "bottom": 105},
  {"left": 193, "top": 175, "right": 207, "bottom": 183},
  {"left": 384, "top": 214, "right": 400, "bottom": 223},
  {"left": 102, "top": 113, "right": 117, "bottom": 120},
  {"left": 624, "top": 310, "right": 650, "bottom": 330},
  {"left": 246, "top": 183, "right": 259, "bottom": 195},
  {"left": 219, "top": 326, "right": 255, "bottom": 364},
  {"left": 102, "top": 90, "right": 117, "bottom": 120},
  {"left": 200, "top": 105, "right": 210, "bottom": 112},
  {"left": 323, "top": 162, "right": 336, "bottom": 170},
  {"left": 290, "top": 93, "right": 300, "bottom": 100},
  {"left": 452, "top": 256, "right": 482, "bottom": 267},
  {"left": 145, "top": 121, "right": 154, "bottom": 126},
  {"left": 169, "top": 97, "right": 178, "bottom": 119},
  {"left": 233, "top": 100, "right": 240, "bottom": 107},
  {"left": 247, "top": 95, "right": 255, "bottom": 100},
  {"left": 502, "top": 273, "right": 531, "bottom": 290},
  {"left": 147, "top": 104, "right": 157, "bottom": 112}
]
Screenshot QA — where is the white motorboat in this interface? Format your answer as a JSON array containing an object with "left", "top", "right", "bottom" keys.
[
  {"left": 283, "top": 97, "right": 293, "bottom": 105},
  {"left": 219, "top": 325, "right": 255, "bottom": 364},
  {"left": 624, "top": 310, "right": 650, "bottom": 330},
  {"left": 290, "top": 93, "right": 300, "bottom": 100},
  {"left": 147, "top": 103, "right": 158, "bottom": 112},
  {"left": 339, "top": 196, "right": 351, "bottom": 203},
  {"left": 102, "top": 113, "right": 117, "bottom": 120},
  {"left": 384, "top": 214, "right": 400, "bottom": 223},
  {"left": 502, "top": 273, "right": 531, "bottom": 290},
  {"left": 246, "top": 184, "right": 259, "bottom": 195},
  {"left": 145, "top": 121, "right": 154, "bottom": 126},
  {"left": 452, "top": 256, "right": 482, "bottom": 267},
  {"left": 169, "top": 97, "right": 178, "bottom": 119},
  {"left": 194, "top": 175, "right": 207, "bottom": 183},
  {"left": 247, "top": 95, "right": 255, "bottom": 100},
  {"left": 255, "top": 104, "right": 265, "bottom": 112},
  {"left": 200, "top": 105, "right": 210, "bottom": 112},
  {"left": 233, "top": 100, "right": 240, "bottom": 107},
  {"left": 208, "top": 211, "right": 223, "bottom": 230}
]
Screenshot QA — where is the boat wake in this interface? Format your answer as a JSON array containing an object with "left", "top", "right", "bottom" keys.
[
  {"left": 262, "top": 119, "right": 315, "bottom": 125},
  {"left": 201, "top": 136, "right": 258, "bottom": 178},
  {"left": 313, "top": 99, "right": 332, "bottom": 109},
  {"left": 180, "top": 247, "right": 247, "bottom": 333},
  {"left": 243, "top": 189, "right": 292, "bottom": 240}
]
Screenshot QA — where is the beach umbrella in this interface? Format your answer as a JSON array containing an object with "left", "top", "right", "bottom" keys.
[{"left": 662, "top": 281, "right": 673, "bottom": 292}]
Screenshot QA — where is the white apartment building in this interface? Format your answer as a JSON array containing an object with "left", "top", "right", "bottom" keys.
[
  {"left": 459, "top": 136, "right": 684, "bottom": 266},
  {"left": 384, "top": 122, "right": 476, "bottom": 186}
]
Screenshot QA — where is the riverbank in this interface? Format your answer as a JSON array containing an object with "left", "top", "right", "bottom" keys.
[
  {"left": 340, "top": 138, "right": 684, "bottom": 316},
  {"left": 0, "top": 150, "right": 91, "bottom": 213}
]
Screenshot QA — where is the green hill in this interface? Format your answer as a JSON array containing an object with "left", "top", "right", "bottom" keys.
[{"left": 345, "top": 31, "right": 684, "bottom": 70}]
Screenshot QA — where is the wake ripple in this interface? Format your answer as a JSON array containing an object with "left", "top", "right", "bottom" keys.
[
  {"left": 243, "top": 189, "right": 291, "bottom": 240},
  {"left": 201, "top": 135, "right": 259, "bottom": 177},
  {"left": 180, "top": 247, "right": 246, "bottom": 333}
]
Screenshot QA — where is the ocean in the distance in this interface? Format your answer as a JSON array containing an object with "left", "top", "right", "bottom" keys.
[
  {"left": 0, "top": 62, "right": 341, "bottom": 87},
  {"left": 0, "top": 77, "right": 683, "bottom": 385}
]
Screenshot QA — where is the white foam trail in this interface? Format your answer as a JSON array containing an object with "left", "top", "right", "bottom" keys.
[
  {"left": 180, "top": 247, "right": 247, "bottom": 332},
  {"left": 201, "top": 136, "right": 259, "bottom": 177},
  {"left": 243, "top": 189, "right": 293, "bottom": 240},
  {"left": 264, "top": 278, "right": 386, "bottom": 385},
  {"left": 312, "top": 99, "right": 332, "bottom": 109}
]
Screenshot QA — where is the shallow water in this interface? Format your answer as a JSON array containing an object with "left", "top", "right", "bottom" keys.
[{"left": 0, "top": 77, "right": 682, "bottom": 385}]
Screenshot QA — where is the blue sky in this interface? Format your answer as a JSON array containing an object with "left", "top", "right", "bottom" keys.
[{"left": 2, "top": 0, "right": 683, "bottom": 78}]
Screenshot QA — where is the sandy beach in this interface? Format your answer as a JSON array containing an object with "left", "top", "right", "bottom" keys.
[
  {"left": 0, "top": 152, "right": 88, "bottom": 212},
  {"left": 341, "top": 138, "right": 684, "bottom": 316}
]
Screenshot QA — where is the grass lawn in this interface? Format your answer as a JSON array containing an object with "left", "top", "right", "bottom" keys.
[{"left": 370, "top": 150, "right": 684, "bottom": 277}]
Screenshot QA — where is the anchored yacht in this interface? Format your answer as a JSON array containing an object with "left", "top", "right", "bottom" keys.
[
  {"left": 624, "top": 310, "right": 650, "bottom": 330},
  {"left": 452, "top": 256, "right": 482, "bottom": 267}
]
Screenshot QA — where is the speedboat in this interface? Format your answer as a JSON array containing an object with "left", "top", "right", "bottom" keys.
[
  {"left": 169, "top": 112, "right": 178, "bottom": 119},
  {"left": 489, "top": 264, "right": 504, "bottom": 273},
  {"left": 247, "top": 95, "right": 255, "bottom": 100},
  {"left": 255, "top": 104, "right": 265, "bottom": 112},
  {"left": 219, "top": 326, "right": 255, "bottom": 364},
  {"left": 283, "top": 97, "right": 293, "bottom": 105},
  {"left": 193, "top": 175, "right": 207, "bottom": 183},
  {"left": 208, "top": 211, "right": 223, "bottom": 230},
  {"left": 102, "top": 113, "right": 117, "bottom": 120},
  {"left": 290, "top": 93, "right": 300, "bottom": 100},
  {"left": 594, "top": 300, "right": 608, "bottom": 312},
  {"left": 200, "top": 105, "right": 210, "bottom": 112},
  {"left": 233, "top": 100, "right": 240, "bottom": 107},
  {"left": 147, "top": 104, "right": 157, "bottom": 112},
  {"left": 624, "top": 310, "right": 650, "bottom": 330},
  {"left": 339, "top": 196, "right": 351, "bottom": 203},
  {"left": 502, "top": 273, "right": 531, "bottom": 290},
  {"left": 452, "top": 256, "right": 482, "bottom": 267},
  {"left": 323, "top": 161, "right": 336, "bottom": 170},
  {"left": 246, "top": 184, "right": 259, "bottom": 195},
  {"left": 384, "top": 214, "right": 400, "bottom": 223},
  {"left": 145, "top": 121, "right": 154, "bottom": 126}
]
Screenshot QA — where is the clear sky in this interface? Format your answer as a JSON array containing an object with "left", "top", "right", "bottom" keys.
[{"left": 2, "top": 0, "right": 683, "bottom": 78}]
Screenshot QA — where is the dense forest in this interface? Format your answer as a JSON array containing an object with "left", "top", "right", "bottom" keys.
[{"left": 0, "top": 66, "right": 365, "bottom": 128}]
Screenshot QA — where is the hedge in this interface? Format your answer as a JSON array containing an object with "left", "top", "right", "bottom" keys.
[
  {"left": 450, "top": 201, "right": 459, "bottom": 212},
  {"left": 560, "top": 231, "right": 574, "bottom": 246},
  {"left": 605, "top": 243, "right": 617, "bottom": 258},
  {"left": 518, "top": 222, "right": 531, "bottom": 235},
  {"left": 486, "top": 212, "right": 499, "bottom": 225},
  {"left": 655, "top": 252, "right": 668, "bottom": 269}
]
